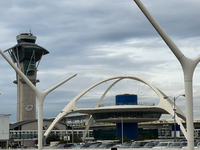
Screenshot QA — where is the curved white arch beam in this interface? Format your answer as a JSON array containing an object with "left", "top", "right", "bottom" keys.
[
  {"left": 0, "top": 49, "right": 77, "bottom": 150},
  {"left": 45, "top": 75, "right": 186, "bottom": 139},
  {"left": 82, "top": 115, "right": 94, "bottom": 141},
  {"left": 95, "top": 78, "right": 123, "bottom": 108}
]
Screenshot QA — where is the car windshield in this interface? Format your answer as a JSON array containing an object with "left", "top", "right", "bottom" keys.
[
  {"left": 112, "top": 144, "right": 121, "bottom": 148},
  {"left": 131, "top": 142, "right": 141, "bottom": 146},
  {"left": 57, "top": 144, "right": 65, "bottom": 148},
  {"left": 121, "top": 142, "right": 131, "bottom": 147},
  {"left": 75, "top": 145, "right": 82, "bottom": 148},
  {"left": 157, "top": 142, "right": 168, "bottom": 146},
  {"left": 169, "top": 142, "right": 181, "bottom": 147},
  {"left": 89, "top": 144, "right": 100, "bottom": 148},
  {"left": 82, "top": 143, "right": 94, "bottom": 147},
  {"left": 144, "top": 142, "right": 154, "bottom": 146},
  {"left": 98, "top": 144, "right": 107, "bottom": 148}
]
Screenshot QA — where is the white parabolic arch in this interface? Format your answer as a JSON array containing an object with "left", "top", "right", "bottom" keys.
[{"left": 44, "top": 75, "right": 187, "bottom": 140}]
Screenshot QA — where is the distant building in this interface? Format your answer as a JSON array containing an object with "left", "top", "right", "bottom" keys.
[{"left": 0, "top": 114, "right": 11, "bottom": 149}]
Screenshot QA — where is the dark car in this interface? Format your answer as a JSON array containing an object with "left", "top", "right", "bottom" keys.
[
  {"left": 97, "top": 143, "right": 116, "bottom": 149},
  {"left": 130, "top": 141, "right": 149, "bottom": 148},
  {"left": 120, "top": 142, "right": 132, "bottom": 148},
  {"left": 81, "top": 142, "right": 102, "bottom": 149},
  {"left": 70, "top": 144, "right": 83, "bottom": 149},
  {"left": 56, "top": 144, "right": 65, "bottom": 148},
  {"left": 64, "top": 143, "right": 76, "bottom": 149},
  {"left": 143, "top": 142, "right": 156, "bottom": 148},
  {"left": 56, "top": 143, "right": 75, "bottom": 149},
  {"left": 168, "top": 142, "right": 186, "bottom": 148}
]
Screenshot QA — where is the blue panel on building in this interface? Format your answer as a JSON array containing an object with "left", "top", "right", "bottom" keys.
[
  {"left": 116, "top": 123, "right": 138, "bottom": 140},
  {"left": 172, "top": 124, "right": 180, "bottom": 131},
  {"left": 116, "top": 94, "right": 137, "bottom": 105},
  {"left": 115, "top": 94, "right": 139, "bottom": 140}
]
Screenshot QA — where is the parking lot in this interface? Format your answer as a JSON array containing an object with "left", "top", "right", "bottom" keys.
[{"left": 40, "top": 140, "right": 200, "bottom": 149}]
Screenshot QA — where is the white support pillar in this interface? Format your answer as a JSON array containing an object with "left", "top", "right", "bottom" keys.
[
  {"left": 133, "top": 1, "right": 200, "bottom": 149},
  {"left": 0, "top": 49, "right": 77, "bottom": 150}
]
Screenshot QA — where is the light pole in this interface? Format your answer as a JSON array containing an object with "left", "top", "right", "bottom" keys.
[
  {"left": 164, "top": 94, "right": 185, "bottom": 142},
  {"left": 72, "top": 123, "right": 74, "bottom": 144},
  {"left": 121, "top": 117, "right": 123, "bottom": 144},
  {"left": 67, "top": 117, "right": 68, "bottom": 144}
]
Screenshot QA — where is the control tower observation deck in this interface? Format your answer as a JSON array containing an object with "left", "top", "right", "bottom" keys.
[{"left": 5, "top": 32, "right": 49, "bottom": 122}]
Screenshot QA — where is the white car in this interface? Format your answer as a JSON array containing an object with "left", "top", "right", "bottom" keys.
[{"left": 153, "top": 142, "right": 171, "bottom": 148}]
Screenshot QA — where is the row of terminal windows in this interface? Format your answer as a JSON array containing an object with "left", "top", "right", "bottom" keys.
[
  {"left": 92, "top": 111, "right": 161, "bottom": 120},
  {"left": 10, "top": 130, "right": 94, "bottom": 139}
]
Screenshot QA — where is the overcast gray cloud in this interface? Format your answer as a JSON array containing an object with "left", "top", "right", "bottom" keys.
[{"left": 1, "top": 0, "right": 200, "bottom": 123}]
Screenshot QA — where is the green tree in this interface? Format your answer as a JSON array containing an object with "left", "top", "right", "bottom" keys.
[
  {"left": 69, "top": 134, "right": 82, "bottom": 143},
  {"left": 114, "top": 135, "right": 131, "bottom": 143},
  {"left": 46, "top": 134, "right": 60, "bottom": 144},
  {"left": 134, "top": 135, "right": 145, "bottom": 141}
]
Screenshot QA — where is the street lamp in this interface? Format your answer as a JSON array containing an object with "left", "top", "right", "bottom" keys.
[
  {"left": 164, "top": 94, "right": 185, "bottom": 142},
  {"left": 121, "top": 117, "right": 123, "bottom": 144}
]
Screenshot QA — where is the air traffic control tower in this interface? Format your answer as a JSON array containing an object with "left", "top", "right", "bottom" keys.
[{"left": 5, "top": 32, "right": 49, "bottom": 122}]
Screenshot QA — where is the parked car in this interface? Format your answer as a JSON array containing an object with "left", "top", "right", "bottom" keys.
[
  {"left": 81, "top": 142, "right": 102, "bottom": 149},
  {"left": 70, "top": 144, "right": 83, "bottom": 149},
  {"left": 143, "top": 142, "right": 156, "bottom": 148},
  {"left": 152, "top": 141, "right": 161, "bottom": 146},
  {"left": 56, "top": 143, "right": 77, "bottom": 149},
  {"left": 181, "top": 142, "right": 187, "bottom": 147},
  {"left": 153, "top": 142, "right": 171, "bottom": 148},
  {"left": 130, "top": 141, "right": 149, "bottom": 148},
  {"left": 182, "top": 141, "right": 198, "bottom": 148},
  {"left": 88, "top": 143, "right": 102, "bottom": 148},
  {"left": 99, "top": 143, "right": 117, "bottom": 149},
  {"left": 168, "top": 142, "right": 186, "bottom": 148},
  {"left": 120, "top": 142, "right": 132, "bottom": 148},
  {"left": 110, "top": 144, "right": 121, "bottom": 148},
  {"left": 56, "top": 144, "right": 65, "bottom": 148}
]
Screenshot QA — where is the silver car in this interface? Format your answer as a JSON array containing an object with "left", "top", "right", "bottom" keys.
[{"left": 153, "top": 142, "right": 171, "bottom": 148}]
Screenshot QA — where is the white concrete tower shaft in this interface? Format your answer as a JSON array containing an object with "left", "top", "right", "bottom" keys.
[{"left": 16, "top": 62, "right": 37, "bottom": 122}]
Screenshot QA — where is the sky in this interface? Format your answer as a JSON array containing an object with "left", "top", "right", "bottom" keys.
[{"left": 1, "top": 0, "right": 200, "bottom": 123}]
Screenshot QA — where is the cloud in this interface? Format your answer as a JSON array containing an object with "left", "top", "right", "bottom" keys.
[{"left": 1, "top": 0, "right": 200, "bottom": 123}]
